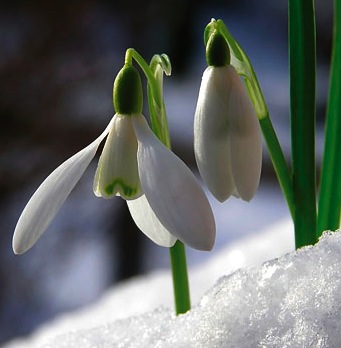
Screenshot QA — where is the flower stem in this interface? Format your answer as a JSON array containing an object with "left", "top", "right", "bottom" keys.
[
  {"left": 127, "top": 48, "right": 191, "bottom": 315},
  {"left": 169, "top": 241, "right": 191, "bottom": 314},
  {"left": 317, "top": 0, "right": 341, "bottom": 235},
  {"left": 288, "top": 0, "right": 317, "bottom": 248},
  {"left": 259, "top": 116, "right": 295, "bottom": 219},
  {"left": 125, "top": 48, "right": 163, "bottom": 109},
  {"left": 146, "top": 65, "right": 191, "bottom": 314}
]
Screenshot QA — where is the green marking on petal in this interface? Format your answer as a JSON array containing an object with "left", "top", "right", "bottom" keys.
[{"left": 105, "top": 179, "right": 140, "bottom": 199}]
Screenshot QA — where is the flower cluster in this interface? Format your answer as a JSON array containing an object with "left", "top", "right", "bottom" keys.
[{"left": 13, "top": 25, "right": 262, "bottom": 256}]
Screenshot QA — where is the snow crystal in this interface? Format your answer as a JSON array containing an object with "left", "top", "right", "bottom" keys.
[{"left": 4, "top": 229, "right": 341, "bottom": 347}]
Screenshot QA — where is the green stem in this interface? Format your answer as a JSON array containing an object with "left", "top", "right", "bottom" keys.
[
  {"left": 260, "top": 116, "right": 295, "bottom": 219},
  {"left": 125, "top": 49, "right": 171, "bottom": 147},
  {"left": 126, "top": 48, "right": 191, "bottom": 314},
  {"left": 169, "top": 241, "right": 191, "bottom": 314},
  {"left": 146, "top": 62, "right": 191, "bottom": 314},
  {"left": 317, "top": 0, "right": 341, "bottom": 235},
  {"left": 125, "top": 48, "right": 163, "bottom": 109},
  {"left": 243, "top": 65, "right": 295, "bottom": 220},
  {"left": 288, "top": 0, "right": 317, "bottom": 248}
]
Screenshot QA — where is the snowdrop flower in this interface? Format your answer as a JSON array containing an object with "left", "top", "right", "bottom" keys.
[
  {"left": 13, "top": 64, "right": 215, "bottom": 255},
  {"left": 194, "top": 31, "right": 262, "bottom": 202}
]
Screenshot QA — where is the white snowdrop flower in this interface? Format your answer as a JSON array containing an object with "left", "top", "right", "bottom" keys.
[
  {"left": 194, "top": 32, "right": 262, "bottom": 202},
  {"left": 13, "top": 65, "right": 215, "bottom": 254}
]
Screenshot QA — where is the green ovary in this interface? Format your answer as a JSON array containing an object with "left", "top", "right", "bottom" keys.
[{"left": 105, "top": 179, "right": 140, "bottom": 198}]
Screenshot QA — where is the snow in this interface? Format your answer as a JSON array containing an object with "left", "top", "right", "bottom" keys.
[{"left": 4, "top": 221, "right": 341, "bottom": 347}]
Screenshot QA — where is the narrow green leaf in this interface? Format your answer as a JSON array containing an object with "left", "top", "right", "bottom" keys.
[
  {"left": 288, "top": 0, "right": 317, "bottom": 248},
  {"left": 317, "top": 0, "right": 341, "bottom": 235}
]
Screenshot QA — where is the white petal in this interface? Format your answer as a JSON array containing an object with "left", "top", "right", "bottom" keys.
[
  {"left": 93, "top": 114, "right": 142, "bottom": 200},
  {"left": 228, "top": 66, "right": 262, "bottom": 201},
  {"left": 194, "top": 66, "right": 235, "bottom": 202},
  {"left": 127, "top": 195, "right": 176, "bottom": 247},
  {"left": 13, "top": 118, "right": 113, "bottom": 254},
  {"left": 133, "top": 115, "right": 215, "bottom": 251}
]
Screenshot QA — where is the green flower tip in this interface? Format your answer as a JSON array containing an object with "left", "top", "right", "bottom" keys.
[
  {"left": 113, "top": 65, "right": 143, "bottom": 115},
  {"left": 206, "top": 30, "right": 230, "bottom": 67}
]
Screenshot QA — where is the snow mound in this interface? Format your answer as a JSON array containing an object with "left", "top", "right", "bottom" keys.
[{"left": 6, "top": 229, "right": 341, "bottom": 347}]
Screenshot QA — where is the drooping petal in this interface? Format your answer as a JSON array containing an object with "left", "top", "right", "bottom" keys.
[
  {"left": 93, "top": 114, "right": 142, "bottom": 200},
  {"left": 132, "top": 114, "right": 216, "bottom": 251},
  {"left": 127, "top": 195, "right": 176, "bottom": 247},
  {"left": 13, "top": 118, "right": 114, "bottom": 254},
  {"left": 228, "top": 65, "right": 262, "bottom": 201},
  {"left": 194, "top": 66, "right": 235, "bottom": 202}
]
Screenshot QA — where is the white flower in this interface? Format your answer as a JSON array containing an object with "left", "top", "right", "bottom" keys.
[
  {"left": 194, "top": 65, "right": 262, "bottom": 202},
  {"left": 13, "top": 113, "right": 216, "bottom": 254}
]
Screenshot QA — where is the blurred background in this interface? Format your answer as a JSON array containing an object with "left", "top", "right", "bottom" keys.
[{"left": 0, "top": 0, "right": 333, "bottom": 344}]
